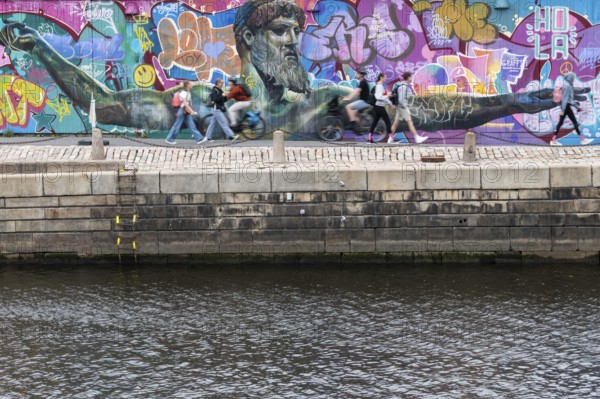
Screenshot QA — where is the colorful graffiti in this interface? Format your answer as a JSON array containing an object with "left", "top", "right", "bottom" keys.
[{"left": 0, "top": 0, "right": 599, "bottom": 144}]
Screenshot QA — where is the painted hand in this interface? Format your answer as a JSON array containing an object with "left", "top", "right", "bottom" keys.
[
  {"left": 0, "top": 22, "right": 40, "bottom": 53},
  {"left": 515, "top": 88, "right": 590, "bottom": 113}
]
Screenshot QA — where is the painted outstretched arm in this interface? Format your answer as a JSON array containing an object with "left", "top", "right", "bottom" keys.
[
  {"left": 0, "top": 22, "right": 166, "bottom": 126},
  {"left": 407, "top": 88, "right": 591, "bottom": 132}
]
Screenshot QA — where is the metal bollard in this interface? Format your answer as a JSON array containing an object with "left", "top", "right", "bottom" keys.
[
  {"left": 91, "top": 127, "right": 106, "bottom": 160},
  {"left": 272, "top": 130, "right": 286, "bottom": 163},
  {"left": 462, "top": 130, "right": 477, "bottom": 163}
]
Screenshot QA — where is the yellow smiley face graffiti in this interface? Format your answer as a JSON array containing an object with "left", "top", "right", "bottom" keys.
[{"left": 134, "top": 64, "right": 156, "bottom": 88}]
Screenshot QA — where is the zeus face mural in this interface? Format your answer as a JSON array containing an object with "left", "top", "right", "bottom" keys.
[{"left": 0, "top": 0, "right": 599, "bottom": 145}]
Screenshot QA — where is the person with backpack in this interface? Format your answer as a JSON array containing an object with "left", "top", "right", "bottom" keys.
[
  {"left": 199, "top": 78, "right": 239, "bottom": 143},
  {"left": 367, "top": 73, "right": 393, "bottom": 144},
  {"left": 165, "top": 80, "right": 203, "bottom": 145},
  {"left": 389, "top": 72, "right": 428, "bottom": 144},
  {"left": 342, "top": 70, "right": 370, "bottom": 130},
  {"left": 550, "top": 72, "right": 592, "bottom": 146},
  {"left": 226, "top": 76, "right": 251, "bottom": 129}
]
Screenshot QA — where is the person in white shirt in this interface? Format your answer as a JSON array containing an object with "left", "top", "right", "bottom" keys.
[
  {"left": 165, "top": 81, "right": 203, "bottom": 145},
  {"left": 389, "top": 72, "right": 428, "bottom": 144},
  {"left": 368, "top": 73, "right": 392, "bottom": 144}
]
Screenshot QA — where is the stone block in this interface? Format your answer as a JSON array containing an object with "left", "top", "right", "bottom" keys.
[
  {"left": 158, "top": 231, "right": 219, "bottom": 255},
  {"left": 167, "top": 193, "right": 206, "bottom": 205},
  {"left": 593, "top": 164, "right": 600, "bottom": 187},
  {"left": 325, "top": 229, "right": 375, "bottom": 253},
  {"left": 578, "top": 227, "right": 600, "bottom": 251},
  {"left": 537, "top": 214, "right": 566, "bottom": 226},
  {"left": 496, "top": 190, "right": 519, "bottom": 200},
  {"left": 44, "top": 207, "right": 91, "bottom": 219},
  {"left": 219, "top": 167, "right": 271, "bottom": 193},
  {"left": 550, "top": 164, "right": 592, "bottom": 188},
  {"left": 271, "top": 166, "right": 366, "bottom": 192},
  {"left": 481, "top": 161, "right": 549, "bottom": 189},
  {"left": 325, "top": 229, "right": 350, "bottom": 253},
  {"left": 507, "top": 200, "right": 574, "bottom": 213},
  {"left": 565, "top": 213, "right": 600, "bottom": 226},
  {"left": 510, "top": 227, "right": 552, "bottom": 251},
  {"left": 31, "top": 232, "right": 96, "bottom": 255},
  {"left": 43, "top": 171, "right": 93, "bottom": 196},
  {"left": 91, "top": 171, "right": 118, "bottom": 195},
  {"left": 519, "top": 189, "right": 551, "bottom": 200},
  {"left": 551, "top": 227, "right": 579, "bottom": 251},
  {"left": 573, "top": 199, "right": 600, "bottom": 213},
  {"left": 160, "top": 170, "right": 218, "bottom": 194},
  {"left": 43, "top": 219, "right": 111, "bottom": 232},
  {"left": 0, "top": 174, "right": 43, "bottom": 197},
  {"left": 453, "top": 227, "right": 510, "bottom": 252},
  {"left": 252, "top": 230, "right": 324, "bottom": 254},
  {"left": 416, "top": 162, "right": 480, "bottom": 190},
  {"left": 473, "top": 214, "right": 518, "bottom": 227},
  {"left": 5, "top": 196, "right": 59, "bottom": 208},
  {"left": 59, "top": 195, "right": 118, "bottom": 207},
  {"left": 0, "top": 208, "right": 44, "bottom": 221},
  {"left": 480, "top": 201, "right": 507, "bottom": 213},
  {"left": 367, "top": 166, "right": 416, "bottom": 191},
  {"left": 136, "top": 171, "right": 160, "bottom": 194},
  {"left": 375, "top": 228, "right": 427, "bottom": 252},
  {"left": 219, "top": 230, "right": 253, "bottom": 253},
  {"left": 0, "top": 221, "right": 15, "bottom": 233}
]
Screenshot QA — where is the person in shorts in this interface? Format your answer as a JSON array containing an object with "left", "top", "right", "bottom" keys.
[{"left": 389, "top": 72, "right": 428, "bottom": 144}]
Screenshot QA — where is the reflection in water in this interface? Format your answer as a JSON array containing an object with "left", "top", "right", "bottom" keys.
[{"left": 0, "top": 264, "right": 599, "bottom": 398}]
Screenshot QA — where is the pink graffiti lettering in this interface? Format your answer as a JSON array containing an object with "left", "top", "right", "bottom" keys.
[{"left": 302, "top": 2, "right": 413, "bottom": 66}]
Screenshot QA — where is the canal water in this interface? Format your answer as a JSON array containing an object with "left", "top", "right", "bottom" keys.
[{"left": 0, "top": 264, "right": 599, "bottom": 398}]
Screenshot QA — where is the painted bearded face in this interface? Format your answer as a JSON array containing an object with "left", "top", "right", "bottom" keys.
[{"left": 250, "top": 16, "right": 310, "bottom": 94}]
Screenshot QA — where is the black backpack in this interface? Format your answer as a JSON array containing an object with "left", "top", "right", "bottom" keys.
[
  {"left": 389, "top": 83, "right": 400, "bottom": 105},
  {"left": 367, "top": 86, "right": 376, "bottom": 106}
]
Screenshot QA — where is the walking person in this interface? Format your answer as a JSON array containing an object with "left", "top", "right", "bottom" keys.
[
  {"left": 551, "top": 72, "right": 592, "bottom": 146},
  {"left": 165, "top": 81, "right": 203, "bottom": 145},
  {"left": 368, "top": 73, "right": 392, "bottom": 144},
  {"left": 226, "top": 76, "right": 251, "bottom": 129},
  {"left": 199, "top": 78, "right": 239, "bottom": 143},
  {"left": 389, "top": 72, "right": 428, "bottom": 144},
  {"left": 342, "top": 70, "right": 370, "bottom": 130}
]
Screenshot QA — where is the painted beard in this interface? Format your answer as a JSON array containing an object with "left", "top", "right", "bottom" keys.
[{"left": 251, "top": 36, "right": 310, "bottom": 94}]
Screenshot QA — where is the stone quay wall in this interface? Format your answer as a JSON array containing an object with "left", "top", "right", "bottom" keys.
[{"left": 1, "top": 159, "right": 600, "bottom": 264}]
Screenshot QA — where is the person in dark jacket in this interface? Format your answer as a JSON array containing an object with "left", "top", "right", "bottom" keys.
[
  {"left": 551, "top": 72, "right": 592, "bottom": 146},
  {"left": 199, "top": 78, "right": 239, "bottom": 143}
]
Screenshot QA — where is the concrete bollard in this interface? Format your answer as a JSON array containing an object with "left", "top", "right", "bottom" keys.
[
  {"left": 91, "top": 127, "right": 106, "bottom": 160},
  {"left": 273, "top": 130, "right": 286, "bottom": 163},
  {"left": 462, "top": 130, "right": 477, "bottom": 163}
]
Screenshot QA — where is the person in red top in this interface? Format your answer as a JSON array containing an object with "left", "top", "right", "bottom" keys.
[{"left": 226, "top": 77, "right": 251, "bottom": 128}]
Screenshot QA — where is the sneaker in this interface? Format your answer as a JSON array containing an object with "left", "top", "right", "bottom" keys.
[
  {"left": 165, "top": 139, "right": 176, "bottom": 145},
  {"left": 198, "top": 137, "right": 213, "bottom": 144},
  {"left": 228, "top": 134, "right": 239, "bottom": 141},
  {"left": 580, "top": 137, "right": 593, "bottom": 145},
  {"left": 550, "top": 137, "right": 562, "bottom": 146},
  {"left": 415, "top": 134, "right": 428, "bottom": 144},
  {"left": 387, "top": 135, "right": 397, "bottom": 144}
]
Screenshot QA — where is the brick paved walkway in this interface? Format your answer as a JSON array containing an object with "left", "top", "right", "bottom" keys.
[{"left": 0, "top": 141, "right": 599, "bottom": 170}]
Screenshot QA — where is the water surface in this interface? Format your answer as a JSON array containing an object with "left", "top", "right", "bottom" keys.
[{"left": 1, "top": 264, "right": 599, "bottom": 398}]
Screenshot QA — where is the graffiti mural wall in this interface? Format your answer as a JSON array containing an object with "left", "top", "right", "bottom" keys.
[{"left": 1, "top": 0, "right": 600, "bottom": 144}]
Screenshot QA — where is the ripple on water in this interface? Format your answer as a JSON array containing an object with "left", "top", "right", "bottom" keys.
[{"left": 0, "top": 264, "right": 599, "bottom": 398}]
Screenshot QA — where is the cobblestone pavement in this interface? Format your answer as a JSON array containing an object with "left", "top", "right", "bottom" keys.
[{"left": 0, "top": 137, "right": 599, "bottom": 170}]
